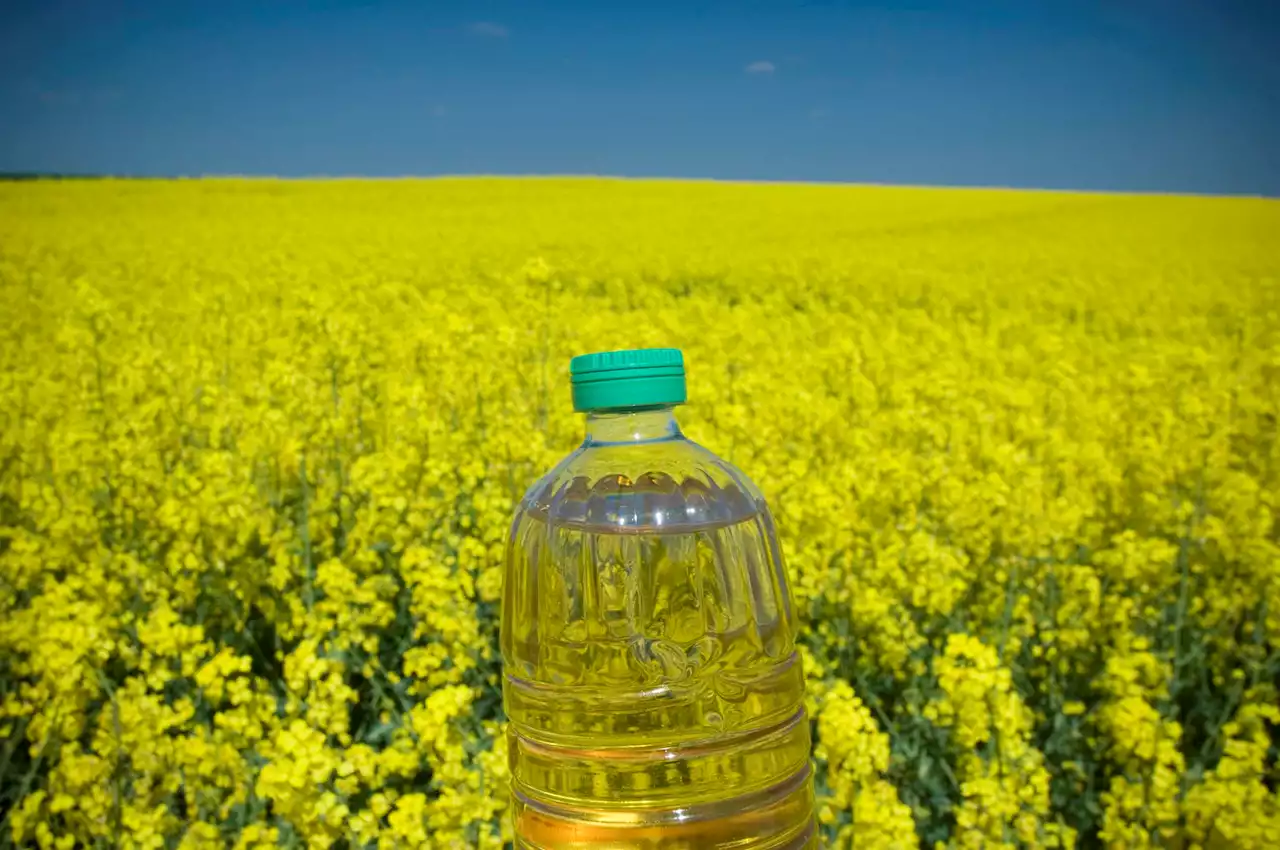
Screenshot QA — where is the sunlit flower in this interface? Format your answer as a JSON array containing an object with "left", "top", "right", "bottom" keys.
[{"left": 1, "top": 178, "right": 1275, "bottom": 847}]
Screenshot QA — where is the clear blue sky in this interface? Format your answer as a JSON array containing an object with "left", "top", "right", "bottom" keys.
[{"left": 3, "top": 0, "right": 1278, "bottom": 194}]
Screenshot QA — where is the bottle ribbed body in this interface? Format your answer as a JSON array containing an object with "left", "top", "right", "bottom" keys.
[{"left": 501, "top": 409, "right": 814, "bottom": 849}]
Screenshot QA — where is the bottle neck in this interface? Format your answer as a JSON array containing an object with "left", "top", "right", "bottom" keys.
[{"left": 584, "top": 406, "right": 683, "bottom": 445}]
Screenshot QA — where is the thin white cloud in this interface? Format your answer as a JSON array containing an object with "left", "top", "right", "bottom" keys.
[
  {"left": 31, "top": 86, "right": 119, "bottom": 106},
  {"left": 745, "top": 60, "right": 776, "bottom": 74},
  {"left": 469, "top": 21, "right": 509, "bottom": 38},
  {"left": 38, "top": 89, "right": 80, "bottom": 105}
]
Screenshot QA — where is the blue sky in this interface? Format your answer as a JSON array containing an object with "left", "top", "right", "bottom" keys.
[{"left": 3, "top": 0, "right": 1278, "bottom": 194}]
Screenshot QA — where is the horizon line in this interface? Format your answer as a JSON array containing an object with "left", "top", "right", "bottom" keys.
[{"left": 0, "top": 171, "right": 1274, "bottom": 200}]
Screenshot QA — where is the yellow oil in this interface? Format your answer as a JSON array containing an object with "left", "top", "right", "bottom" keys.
[{"left": 502, "top": 497, "right": 814, "bottom": 849}]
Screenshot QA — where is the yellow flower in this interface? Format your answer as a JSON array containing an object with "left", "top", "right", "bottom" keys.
[{"left": 1, "top": 178, "right": 1276, "bottom": 849}]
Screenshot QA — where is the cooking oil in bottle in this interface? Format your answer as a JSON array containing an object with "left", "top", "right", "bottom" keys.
[{"left": 502, "top": 348, "right": 814, "bottom": 849}]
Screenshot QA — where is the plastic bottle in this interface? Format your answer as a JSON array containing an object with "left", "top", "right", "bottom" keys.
[{"left": 502, "top": 348, "right": 815, "bottom": 849}]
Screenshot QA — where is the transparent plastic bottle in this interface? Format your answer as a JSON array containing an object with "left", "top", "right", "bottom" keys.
[{"left": 502, "top": 348, "right": 815, "bottom": 849}]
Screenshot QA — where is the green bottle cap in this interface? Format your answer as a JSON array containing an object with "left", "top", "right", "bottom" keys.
[{"left": 569, "top": 348, "right": 687, "bottom": 412}]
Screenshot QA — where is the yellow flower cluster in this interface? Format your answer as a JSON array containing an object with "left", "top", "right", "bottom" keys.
[
  {"left": 1, "top": 178, "right": 1278, "bottom": 848},
  {"left": 815, "top": 681, "right": 918, "bottom": 847},
  {"left": 928, "top": 634, "right": 1072, "bottom": 848}
]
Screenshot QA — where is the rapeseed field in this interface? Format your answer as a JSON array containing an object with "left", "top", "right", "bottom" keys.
[{"left": 1, "top": 178, "right": 1278, "bottom": 848}]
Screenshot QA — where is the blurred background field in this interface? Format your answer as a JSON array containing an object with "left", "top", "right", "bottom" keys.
[{"left": 1, "top": 178, "right": 1279, "bottom": 848}]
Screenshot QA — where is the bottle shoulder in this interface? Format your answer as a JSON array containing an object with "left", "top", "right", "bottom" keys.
[{"left": 517, "top": 437, "right": 771, "bottom": 532}]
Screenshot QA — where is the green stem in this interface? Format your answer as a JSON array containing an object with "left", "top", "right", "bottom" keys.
[{"left": 300, "top": 456, "right": 314, "bottom": 611}]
